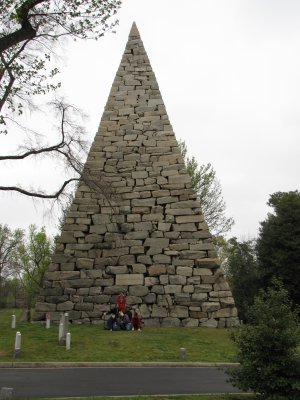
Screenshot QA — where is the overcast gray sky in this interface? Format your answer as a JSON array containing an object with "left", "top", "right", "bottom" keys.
[{"left": 1, "top": 0, "right": 300, "bottom": 239}]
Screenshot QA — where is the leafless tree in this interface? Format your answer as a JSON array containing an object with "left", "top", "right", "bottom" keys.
[{"left": 0, "top": 0, "right": 121, "bottom": 200}]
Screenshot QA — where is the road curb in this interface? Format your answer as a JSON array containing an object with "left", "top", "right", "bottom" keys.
[{"left": 0, "top": 361, "right": 239, "bottom": 368}]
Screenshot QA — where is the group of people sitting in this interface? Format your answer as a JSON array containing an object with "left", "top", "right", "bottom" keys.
[{"left": 105, "top": 292, "right": 142, "bottom": 331}]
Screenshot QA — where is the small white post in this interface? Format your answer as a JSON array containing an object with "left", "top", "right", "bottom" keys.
[
  {"left": 14, "top": 331, "right": 21, "bottom": 357},
  {"left": 45, "top": 313, "right": 50, "bottom": 329},
  {"left": 66, "top": 332, "right": 71, "bottom": 350},
  {"left": 58, "top": 322, "right": 64, "bottom": 342},
  {"left": 179, "top": 347, "right": 186, "bottom": 360},
  {"left": 11, "top": 315, "right": 16, "bottom": 329},
  {"left": 59, "top": 312, "right": 69, "bottom": 345},
  {"left": 63, "top": 313, "right": 69, "bottom": 339}
]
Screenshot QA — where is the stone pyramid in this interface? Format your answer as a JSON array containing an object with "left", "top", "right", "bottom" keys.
[{"left": 34, "top": 23, "right": 239, "bottom": 328}]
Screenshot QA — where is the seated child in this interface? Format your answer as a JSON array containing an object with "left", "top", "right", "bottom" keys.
[{"left": 131, "top": 311, "right": 142, "bottom": 331}]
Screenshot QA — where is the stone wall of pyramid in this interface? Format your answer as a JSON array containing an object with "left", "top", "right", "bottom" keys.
[{"left": 34, "top": 23, "right": 239, "bottom": 328}]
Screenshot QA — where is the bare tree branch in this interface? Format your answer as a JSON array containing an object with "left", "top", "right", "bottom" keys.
[
  {"left": 0, "top": 0, "right": 46, "bottom": 53},
  {"left": 0, "top": 178, "right": 79, "bottom": 199}
]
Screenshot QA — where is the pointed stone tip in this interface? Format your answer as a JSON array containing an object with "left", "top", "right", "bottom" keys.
[{"left": 129, "top": 22, "right": 140, "bottom": 38}]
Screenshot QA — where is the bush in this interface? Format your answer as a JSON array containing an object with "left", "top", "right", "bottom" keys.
[{"left": 227, "top": 280, "right": 300, "bottom": 400}]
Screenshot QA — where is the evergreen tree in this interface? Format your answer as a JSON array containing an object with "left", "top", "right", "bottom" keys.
[
  {"left": 223, "top": 237, "right": 260, "bottom": 322},
  {"left": 228, "top": 280, "right": 300, "bottom": 400},
  {"left": 256, "top": 191, "right": 300, "bottom": 308}
]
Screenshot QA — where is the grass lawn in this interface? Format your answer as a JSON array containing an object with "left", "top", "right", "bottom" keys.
[{"left": 0, "top": 308, "right": 238, "bottom": 363}]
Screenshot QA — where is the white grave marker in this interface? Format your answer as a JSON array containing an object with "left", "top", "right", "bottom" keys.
[
  {"left": 14, "top": 331, "right": 21, "bottom": 357},
  {"left": 11, "top": 315, "right": 16, "bottom": 329},
  {"left": 66, "top": 332, "right": 71, "bottom": 350}
]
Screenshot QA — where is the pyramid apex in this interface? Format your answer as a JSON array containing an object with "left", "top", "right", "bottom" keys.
[{"left": 129, "top": 22, "right": 140, "bottom": 38}]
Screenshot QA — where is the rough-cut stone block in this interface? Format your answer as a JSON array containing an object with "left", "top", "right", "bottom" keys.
[
  {"left": 125, "top": 231, "right": 149, "bottom": 240},
  {"left": 132, "top": 198, "right": 155, "bottom": 207},
  {"left": 187, "top": 276, "right": 200, "bottom": 284},
  {"left": 76, "top": 258, "right": 94, "bottom": 269},
  {"left": 161, "top": 317, "right": 180, "bottom": 327},
  {"left": 90, "top": 225, "right": 107, "bottom": 234},
  {"left": 148, "top": 264, "right": 167, "bottom": 276},
  {"left": 142, "top": 213, "right": 164, "bottom": 221},
  {"left": 176, "top": 266, "right": 193, "bottom": 277},
  {"left": 173, "top": 223, "right": 197, "bottom": 232},
  {"left": 195, "top": 258, "right": 220, "bottom": 269},
  {"left": 158, "top": 222, "right": 171, "bottom": 232},
  {"left": 190, "top": 311, "right": 207, "bottom": 319},
  {"left": 86, "top": 270, "right": 103, "bottom": 279},
  {"left": 119, "top": 255, "right": 136, "bottom": 264},
  {"left": 132, "top": 171, "right": 148, "bottom": 179},
  {"left": 57, "top": 301, "right": 74, "bottom": 311},
  {"left": 59, "top": 232, "right": 77, "bottom": 243},
  {"left": 138, "top": 303, "right": 151, "bottom": 318},
  {"left": 183, "top": 285, "right": 194, "bottom": 293},
  {"left": 116, "top": 274, "right": 144, "bottom": 285},
  {"left": 77, "top": 288, "right": 90, "bottom": 295},
  {"left": 45, "top": 295, "right": 68, "bottom": 304},
  {"left": 129, "top": 285, "right": 149, "bottom": 297},
  {"left": 175, "top": 215, "right": 204, "bottom": 223},
  {"left": 147, "top": 246, "right": 164, "bottom": 256},
  {"left": 212, "top": 307, "right": 238, "bottom": 318},
  {"left": 145, "top": 277, "right": 159, "bottom": 286},
  {"left": 95, "top": 278, "right": 114, "bottom": 286},
  {"left": 103, "top": 248, "right": 129, "bottom": 257},
  {"left": 165, "top": 285, "right": 182, "bottom": 294},
  {"left": 153, "top": 254, "right": 171, "bottom": 263},
  {"left": 89, "top": 287, "right": 101, "bottom": 296},
  {"left": 61, "top": 263, "right": 75, "bottom": 271},
  {"left": 103, "top": 285, "right": 127, "bottom": 295},
  {"left": 151, "top": 285, "right": 165, "bottom": 294},
  {"left": 220, "top": 297, "right": 235, "bottom": 307},
  {"left": 44, "top": 271, "right": 80, "bottom": 280},
  {"left": 159, "top": 275, "right": 169, "bottom": 285},
  {"left": 194, "top": 284, "right": 213, "bottom": 293},
  {"left": 143, "top": 318, "right": 160, "bottom": 327},
  {"left": 75, "top": 303, "right": 93, "bottom": 311},
  {"left": 85, "top": 234, "right": 103, "bottom": 244},
  {"left": 151, "top": 305, "right": 168, "bottom": 317},
  {"left": 180, "top": 250, "right": 206, "bottom": 260},
  {"left": 132, "top": 264, "right": 147, "bottom": 273},
  {"left": 144, "top": 238, "right": 169, "bottom": 248},
  {"left": 201, "top": 302, "right": 220, "bottom": 312},
  {"left": 137, "top": 255, "right": 152, "bottom": 264},
  {"left": 35, "top": 302, "right": 57, "bottom": 312},
  {"left": 192, "top": 293, "right": 207, "bottom": 301},
  {"left": 130, "top": 246, "right": 145, "bottom": 254},
  {"left": 63, "top": 279, "right": 94, "bottom": 288},
  {"left": 170, "top": 306, "right": 189, "bottom": 318},
  {"left": 144, "top": 293, "right": 156, "bottom": 304},
  {"left": 169, "top": 275, "right": 186, "bottom": 285},
  {"left": 106, "top": 266, "right": 128, "bottom": 275},
  {"left": 200, "top": 318, "right": 218, "bottom": 328},
  {"left": 182, "top": 318, "right": 199, "bottom": 327}
]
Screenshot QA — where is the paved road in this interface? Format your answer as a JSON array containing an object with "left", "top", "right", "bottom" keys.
[{"left": 0, "top": 367, "right": 242, "bottom": 398}]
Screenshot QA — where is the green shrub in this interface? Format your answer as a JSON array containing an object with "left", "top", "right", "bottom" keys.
[{"left": 228, "top": 280, "right": 300, "bottom": 399}]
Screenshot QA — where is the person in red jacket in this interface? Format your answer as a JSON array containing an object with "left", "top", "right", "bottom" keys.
[
  {"left": 117, "top": 292, "right": 126, "bottom": 313},
  {"left": 131, "top": 311, "right": 142, "bottom": 331}
]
